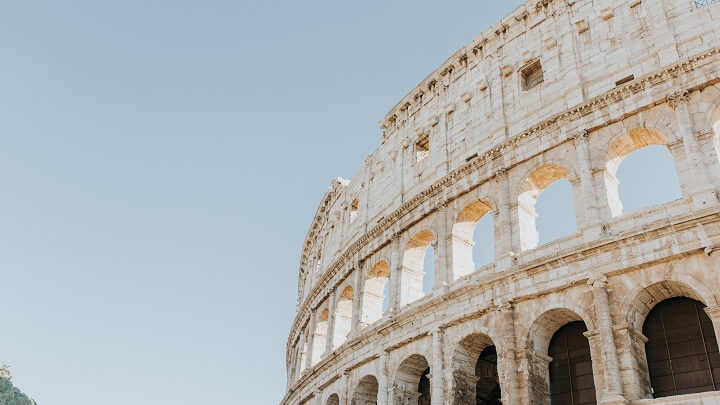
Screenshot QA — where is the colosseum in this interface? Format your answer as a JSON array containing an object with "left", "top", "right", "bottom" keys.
[{"left": 283, "top": 0, "right": 720, "bottom": 404}]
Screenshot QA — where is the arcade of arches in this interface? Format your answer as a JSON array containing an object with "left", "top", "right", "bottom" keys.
[{"left": 285, "top": 0, "right": 720, "bottom": 403}]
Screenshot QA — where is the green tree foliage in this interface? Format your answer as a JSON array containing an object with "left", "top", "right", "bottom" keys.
[{"left": 0, "top": 377, "right": 34, "bottom": 405}]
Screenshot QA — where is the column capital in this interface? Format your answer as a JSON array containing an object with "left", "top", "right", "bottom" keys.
[
  {"left": 499, "top": 299, "right": 514, "bottom": 312},
  {"left": 494, "top": 167, "right": 508, "bottom": 178},
  {"left": 666, "top": 89, "right": 690, "bottom": 109},
  {"left": 587, "top": 273, "right": 608, "bottom": 289},
  {"left": 571, "top": 128, "right": 589, "bottom": 142}
]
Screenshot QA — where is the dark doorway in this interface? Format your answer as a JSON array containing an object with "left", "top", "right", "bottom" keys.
[
  {"left": 475, "top": 345, "right": 501, "bottom": 404},
  {"left": 548, "top": 321, "right": 597, "bottom": 404},
  {"left": 643, "top": 297, "right": 720, "bottom": 398}
]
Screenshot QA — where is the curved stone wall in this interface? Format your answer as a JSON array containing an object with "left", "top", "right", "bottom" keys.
[{"left": 284, "top": 0, "right": 720, "bottom": 403}]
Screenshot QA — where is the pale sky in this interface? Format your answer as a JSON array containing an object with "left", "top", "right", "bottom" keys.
[{"left": 0, "top": 1, "right": 682, "bottom": 404}]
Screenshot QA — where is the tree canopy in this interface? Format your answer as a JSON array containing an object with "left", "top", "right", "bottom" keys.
[{"left": 0, "top": 377, "right": 35, "bottom": 405}]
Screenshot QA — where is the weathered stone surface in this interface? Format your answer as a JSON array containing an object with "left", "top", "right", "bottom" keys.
[{"left": 283, "top": 0, "right": 720, "bottom": 404}]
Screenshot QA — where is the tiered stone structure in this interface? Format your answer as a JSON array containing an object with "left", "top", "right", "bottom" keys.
[{"left": 283, "top": 0, "right": 720, "bottom": 404}]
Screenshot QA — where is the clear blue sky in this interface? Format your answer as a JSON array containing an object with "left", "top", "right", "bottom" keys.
[{"left": 0, "top": 1, "right": 682, "bottom": 404}]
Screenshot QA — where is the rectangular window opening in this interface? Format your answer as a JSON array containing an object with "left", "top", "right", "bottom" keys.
[
  {"left": 415, "top": 134, "right": 430, "bottom": 163},
  {"left": 350, "top": 199, "right": 359, "bottom": 222},
  {"left": 521, "top": 60, "right": 544, "bottom": 91}
]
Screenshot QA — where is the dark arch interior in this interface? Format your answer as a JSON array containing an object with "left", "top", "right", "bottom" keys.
[
  {"left": 475, "top": 345, "right": 501, "bottom": 405},
  {"left": 418, "top": 367, "right": 431, "bottom": 405},
  {"left": 548, "top": 321, "right": 596, "bottom": 405},
  {"left": 643, "top": 297, "right": 720, "bottom": 398}
]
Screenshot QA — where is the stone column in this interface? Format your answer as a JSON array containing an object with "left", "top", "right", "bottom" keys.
[
  {"left": 350, "top": 262, "right": 364, "bottom": 334},
  {"left": 668, "top": 90, "right": 718, "bottom": 209},
  {"left": 500, "top": 302, "right": 520, "bottom": 403},
  {"left": 388, "top": 235, "right": 401, "bottom": 313},
  {"left": 430, "top": 329, "right": 445, "bottom": 405},
  {"left": 573, "top": 130, "right": 602, "bottom": 237},
  {"left": 378, "top": 352, "right": 389, "bottom": 405},
  {"left": 306, "top": 312, "right": 317, "bottom": 370},
  {"left": 326, "top": 288, "right": 337, "bottom": 354},
  {"left": 589, "top": 275, "right": 625, "bottom": 403}
]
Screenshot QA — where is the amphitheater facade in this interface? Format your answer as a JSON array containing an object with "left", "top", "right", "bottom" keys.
[{"left": 283, "top": 0, "right": 720, "bottom": 404}]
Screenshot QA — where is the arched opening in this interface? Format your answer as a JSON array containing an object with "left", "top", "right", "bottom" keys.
[
  {"left": 401, "top": 230, "right": 435, "bottom": 305},
  {"left": 548, "top": 321, "right": 597, "bottom": 405},
  {"left": 422, "top": 245, "right": 435, "bottom": 296},
  {"left": 333, "top": 286, "right": 353, "bottom": 348},
  {"left": 352, "top": 375, "right": 379, "bottom": 405},
  {"left": 362, "top": 261, "right": 390, "bottom": 326},
  {"left": 518, "top": 164, "right": 577, "bottom": 251},
  {"left": 294, "top": 337, "right": 307, "bottom": 379},
  {"left": 604, "top": 128, "right": 681, "bottom": 217},
  {"left": 419, "top": 368, "right": 431, "bottom": 405},
  {"left": 452, "top": 200, "right": 494, "bottom": 279},
  {"left": 643, "top": 297, "right": 720, "bottom": 398},
  {"left": 311, "top": 308, "right": 328, "bottom": 365},
  {"left": 325, "top": 393, "right": 339, "bottom": 405},
  {"left": 451, "top": 333, "right": 500, "bottom": 404},
  {"left": 393, "top": 354, "right": 431, "bottom": 404},
  {"left": 525, "top": 308, "right": 597, "bottom": 404}
]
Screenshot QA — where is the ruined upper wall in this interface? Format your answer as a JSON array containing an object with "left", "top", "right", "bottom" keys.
[{"left": 296, "top": 0, "right": 720, "bottom": 303}]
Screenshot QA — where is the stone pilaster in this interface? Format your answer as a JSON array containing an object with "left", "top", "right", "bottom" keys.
[
  {"left": 494, "top": 168, "right": 515, "bottom": 272},
  {"left": 703, "top": 306, "right": 720, "bottom": 349},
  {"left": 668, "top": 90, "right": 718, "bottom": 209},
  {"left": 388, "top": 235, "right": 401, "bottom": 313},
  {"left": 340, "top": 372, "right": 349, "bottom": 405},
  {"left": 589, "top": 275, "right": 626, "bottom": 404},
  {"left": 350, "top": 262, "right": 364, "bottom": 334},
  {"left": 573, "top": 130, "right": 603, "bottom": 240},
  {"left": 434, "top": 204, "right": 450, "bottom": 295},
  {"left": 500, "top": 302, "right": 520, "bottom": 403},
  {"left": 431, "top": 329, "right": 445, "bottom": 405},
  {"left": 378, "top": 352, "right": 389, "bottom": 405},
  {"left": 306, "top": 311, "right": 317, "bottom": 369},
  {"left": 326, "top": 288, "right": 337, "bottom": 354}
]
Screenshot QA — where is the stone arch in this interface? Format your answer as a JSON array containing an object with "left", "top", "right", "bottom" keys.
[
  {"left": 602, "top": 127, "right": 682, "bottom": 217},
  {"left": 620, "top": 278, "right": 718, "bottom": 335},
  {"left": 362, "top": 261, "right": 390, "bottom": 326},
  {"left": 392, "top": 354, "right": 431, "bottom": 404},
  {"left": 351, "top": 374, "right": 379, "bottom": 405},
  {"left": 333, "top": 285, "right": 354, "bottom": 348},
  {"left": 524, "top": 306, "right": 594, "bottom": 354},
  {"left": 516, "top": 162, "right": 577, "bottom": 251},
  {"left": 400, "top": 229, "right": 437, "bottom": 305},
  {"left": 311, "top": 308, "right": 329, "bottom": 366},
  {"left": 325, "top": 393, "right": 340, "bottom": 405},
  {"left": 523, "top": 306, "right": 599, "bottom": 405},
  {"left": 449, "top": 332, "right": 500, "bottom": 404},
  {"left": 451, "top": 199, "right": 494, "bottom": 280}
]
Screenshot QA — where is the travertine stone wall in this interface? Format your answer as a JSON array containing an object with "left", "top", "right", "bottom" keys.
[{"left": 283, "top": 0, "right": 720, "bottom": 404}]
